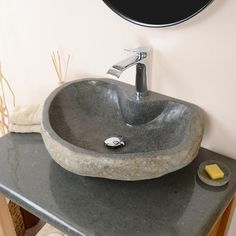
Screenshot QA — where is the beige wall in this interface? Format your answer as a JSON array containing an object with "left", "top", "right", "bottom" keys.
[{"left": 0, "top": 0, "right": 236, "bottom": 159}]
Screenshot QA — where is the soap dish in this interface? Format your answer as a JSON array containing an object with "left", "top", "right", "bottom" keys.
[{"left": 197, "top": 160, "right": 231, "bottom": 187}]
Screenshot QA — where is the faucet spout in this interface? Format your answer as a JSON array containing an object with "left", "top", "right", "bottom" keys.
[
  {"left": 107, "top": 54, "right": 141, "bottom": 78},
  {"left": 107, "top": 47, "right": 151, "bottom": 98}
]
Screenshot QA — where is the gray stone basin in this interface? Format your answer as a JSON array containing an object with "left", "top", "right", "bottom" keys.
[{"left": 41, "top": 78, "right": 204, "bottom": 181}]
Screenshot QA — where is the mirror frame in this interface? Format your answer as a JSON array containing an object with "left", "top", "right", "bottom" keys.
[{"left": 103, "top": 0, "right": 214, "bottom": 27}]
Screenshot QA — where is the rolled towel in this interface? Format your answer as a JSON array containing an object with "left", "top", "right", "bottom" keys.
[
  {"left": 9, "top": 105, "right": 42, "bottom": 125},
  {"left": 9, "top": 105, "right": 42, "bottom": 133},
  {"left": 9, "top": 124, "right": 41, "bottom": 133}
]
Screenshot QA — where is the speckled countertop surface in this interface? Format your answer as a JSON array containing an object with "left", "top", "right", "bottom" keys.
[{"left": 0, "top": 133, "right": 235, "bottom": 236}]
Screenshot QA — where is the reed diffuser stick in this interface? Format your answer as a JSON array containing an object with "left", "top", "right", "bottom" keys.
[
  {"left": 64, "top": 55, "right": 71, "bottom": 82},
  {"left": 0, "top": 64, "right": 15, "bottom": 135},
  {"left": 51, "top": 51, "right": 71, "bottom": 85},
  {"left": 51, "top": 54, "right": 62, "bottom": 83}
]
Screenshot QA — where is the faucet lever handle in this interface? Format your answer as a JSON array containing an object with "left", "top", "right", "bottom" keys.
[
  {"left": 124, "top": 49, "right": 143, "bottom": 60},
  {"left": 124, "top": 48, "right": 139, "bottom": 53},
  {"left": 124, "top": 47, "right": 150, "bottom": 58}
]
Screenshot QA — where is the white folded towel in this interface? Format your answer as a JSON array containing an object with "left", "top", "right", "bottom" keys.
[
  {"left": 9, "top": 105, "right": 42, "bottom": 125},
  {"left": 9, "top": 105, "right": 42, "bottom": 133},
  {"left": 9, "top": 124, "right": 41, "bottom": 133}
]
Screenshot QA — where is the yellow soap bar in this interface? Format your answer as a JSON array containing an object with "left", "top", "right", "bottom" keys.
[{"left": 205, "top": 164, "right": 224, "bottom": 180}]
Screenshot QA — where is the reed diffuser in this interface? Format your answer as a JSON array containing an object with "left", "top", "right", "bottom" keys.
[{"left": 51, "top": 51, "right": 70, "bottom": 85}]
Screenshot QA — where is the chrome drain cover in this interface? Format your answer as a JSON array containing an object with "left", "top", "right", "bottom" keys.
[{"left": 104, "top": 136, "right": 125, "bottom": 148}]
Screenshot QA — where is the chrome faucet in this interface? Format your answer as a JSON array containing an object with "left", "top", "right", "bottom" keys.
[{"left": 107, "top": 47, "right": 151, "bottom": 98}]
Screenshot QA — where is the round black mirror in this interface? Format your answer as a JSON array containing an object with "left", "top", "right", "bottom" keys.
[{"left": 103, "top": 0, "right": 214, "bottom": 27}]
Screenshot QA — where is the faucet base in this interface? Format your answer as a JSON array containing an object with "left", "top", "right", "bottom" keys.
[{"left": 136, "top": 91, "right": 148, "bottom": 99}]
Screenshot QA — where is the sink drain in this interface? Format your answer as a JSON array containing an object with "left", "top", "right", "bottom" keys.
[{"left": 104, "top": 136, "right": 125, "bottom": 148}]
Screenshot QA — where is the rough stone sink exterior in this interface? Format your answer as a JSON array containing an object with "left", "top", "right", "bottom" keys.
[{"left": 41, "top": 78, "right": 204, "bottom": 181}]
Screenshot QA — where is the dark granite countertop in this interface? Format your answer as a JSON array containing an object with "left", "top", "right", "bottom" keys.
[{"left": 0, "top": 133, "right": 235, "bottom": 236}]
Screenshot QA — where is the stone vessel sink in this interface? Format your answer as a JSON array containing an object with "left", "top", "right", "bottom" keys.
[{"left": 41, "top": 78, "right": 204, "bottom": 181}]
